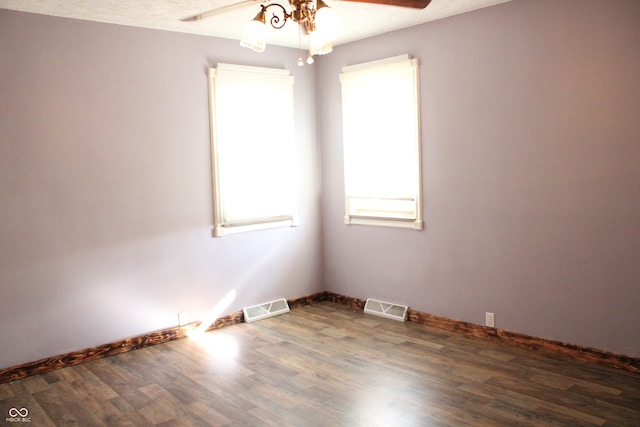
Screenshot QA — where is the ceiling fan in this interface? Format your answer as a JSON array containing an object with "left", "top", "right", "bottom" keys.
[
  {"left": 182, "top": 0, "right": 432, "bottom": 22},
  {"left": 181, "top": 0, "right": 431, "bottom": 60}
]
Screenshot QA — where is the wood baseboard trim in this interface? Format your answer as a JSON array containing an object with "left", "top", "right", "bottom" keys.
[
  {"left": 320, "top": 292, "right": 639, "bottom": 374},
  {"left": 406, "top": 308, "right": 640, "bottom": 373},
  {"left": 203, "top": 310, "right": 244, "bottom": 332},
  {"left": 0, "top": 310, "right": 245, "bottom": 384},
  {"left": 295, "top": 291, "right": 640, "bottom": 372},
  {"left": 0, "top": 293, "right": 329, "bottom": 384},
  {"left": 287, "top": 291, "right": 330, "bottom": 308},
  {"left": 288, "top": 291, "right": 366, "bottom": 311},
  {"left": 323, "top": 292, "right": 367, "bottom": 310},
  {"left": 2, "top": 291, "right": 637, "bottom": 384}
]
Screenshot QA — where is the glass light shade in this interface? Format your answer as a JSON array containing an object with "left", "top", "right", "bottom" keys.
[
  {"left": 240, "top": 18, "right": 267, "bottom": 52},
  {"left": 309, "top": 30, "right": 332, "bottom": 56},
  {"left": 314, "top": 1, "right": 337, "bottom": 40}
]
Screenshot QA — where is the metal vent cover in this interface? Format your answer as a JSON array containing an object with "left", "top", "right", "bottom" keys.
[
  {"left": 364, "top": 298, "right": 408, "bottom": 322},
  {"left": 243, "top": 298, "right": 290, "bottom": 323}
]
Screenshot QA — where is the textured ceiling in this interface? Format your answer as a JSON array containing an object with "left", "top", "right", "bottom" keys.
[{"left": 0, "top": 0, "right": 511, "bottom": 49}]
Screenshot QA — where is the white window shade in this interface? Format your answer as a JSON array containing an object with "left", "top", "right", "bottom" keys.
[
  {"left": 208, "top": 64, "right": 297, "bottom": 236},
  {"left": 340, "top": 55, "right": 423, "bottom": 229}
]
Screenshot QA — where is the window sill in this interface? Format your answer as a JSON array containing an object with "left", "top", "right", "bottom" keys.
[
  {"left": 344, "top": 216, "right": 423, "bottom": 230},
  {"left": 213, "top": 218, "right": 298, "bottom": 237}
]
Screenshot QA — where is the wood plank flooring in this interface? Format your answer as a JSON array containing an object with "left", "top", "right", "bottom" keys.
[{"left": 1, "top": 302, "right": 639, "bottom": 426}]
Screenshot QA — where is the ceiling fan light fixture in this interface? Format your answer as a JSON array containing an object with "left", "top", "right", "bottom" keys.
[
  {"left": 240, "top": 9, "right": 268, "bottom": 52},
  {"left": 188, "top": 0, "right": 432, "bottom": 55},
  {"left": 239, "top": 0, "right": 335, "bottom": 56}
]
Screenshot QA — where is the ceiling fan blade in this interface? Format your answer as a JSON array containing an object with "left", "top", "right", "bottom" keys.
[
  {"left": 341, "top": 0, "right": 431, "bottom": 9},
  {"left": 181, "top": 0, "right": 258, "bottom": 21}
]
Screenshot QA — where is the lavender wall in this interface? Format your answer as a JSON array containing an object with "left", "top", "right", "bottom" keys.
[
  {"left": 318, "top": 0, "right": 640, "bottom": 357},
  {"left": 1, "top": 0, "right": 639, "bottom": 370},
  {"left": 0, "top": 10, "right": 323, "bottom": 369}
]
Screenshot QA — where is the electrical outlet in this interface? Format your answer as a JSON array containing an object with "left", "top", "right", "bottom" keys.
[
  {"left": 178, "top": 311, "right": 189, "bottom": 327},
  {"left": 485, "top": 312, "right": 495, "bottom": 328}
]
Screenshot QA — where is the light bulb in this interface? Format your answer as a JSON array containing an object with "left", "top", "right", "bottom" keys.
[
  {"left": 240, "top": 11, "right": 267, "bottom": 52},
  {"left": 309, "top": 31, "right": 332, "bottom": 56},
  {"left": 314, "top": 0, "right": 337, "bottom": 39}
]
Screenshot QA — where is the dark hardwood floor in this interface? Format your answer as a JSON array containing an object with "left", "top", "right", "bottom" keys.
[{"left": 1, "top": 302, "right": 639, "bottom": 426}]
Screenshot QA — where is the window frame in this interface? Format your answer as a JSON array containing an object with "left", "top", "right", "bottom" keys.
[
  {"left": 208, "top": 63, "right": 298, "bottom": 237},
  {"left": 340, "top": 54, "right": 424, "bottom": 230}
]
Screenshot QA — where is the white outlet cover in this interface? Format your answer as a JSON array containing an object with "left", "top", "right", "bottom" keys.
[
  {"left": 178, "top": 311, "right": 189, "bottom": 326},
  {"left": 485, "top": 312, "right": 495, "bottom": 328}
]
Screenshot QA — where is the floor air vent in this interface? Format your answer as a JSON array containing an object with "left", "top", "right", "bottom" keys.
[
  {"left": 364, "top": 298, "right": 408, "bottom": 322},
  {"left": 243, "top": 298, "right": 290, "bottom": 323}
]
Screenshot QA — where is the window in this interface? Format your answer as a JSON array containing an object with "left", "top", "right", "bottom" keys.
[
  {"left": 208, "top": 63, "right": 297, "bottom": 237},
  {"left": 340, "top": 54, "right": 423, "bottom": 229}
]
